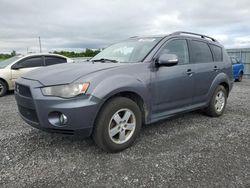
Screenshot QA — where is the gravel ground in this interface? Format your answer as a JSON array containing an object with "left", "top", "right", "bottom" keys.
[{"left": 0, "top": 80, "right": 250, "bottom": 188}]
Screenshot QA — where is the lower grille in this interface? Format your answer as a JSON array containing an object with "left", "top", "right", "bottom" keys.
[
  {"left": 50, "top": 129, "right": 74, "bottom": 135},
  {"left": 18, "top": 105, "right": 39, "bottom": 123}
]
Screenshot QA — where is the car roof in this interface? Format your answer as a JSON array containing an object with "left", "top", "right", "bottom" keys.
[{"left": 16, "top": 53, "right": 68, "bottom": 59}]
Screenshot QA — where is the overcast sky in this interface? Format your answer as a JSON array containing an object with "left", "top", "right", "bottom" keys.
[{"left": 1, "top": 0, "right": 250, "bottom": 53}]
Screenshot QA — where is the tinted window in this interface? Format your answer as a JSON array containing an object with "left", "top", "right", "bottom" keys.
[
  {"left": 189, "top": 41, "right": 213, "bottom": 63},
  {"left": 19, "top": 57, "right": 44, "bottom": 68},
  {"left": 45, "top": 56, "right": 67, "bottom": 66},
  {"left": 159, "top": 39, "right": 189, "bottom": 64},
  {"left": 210, "top": 44, "right": 223, "bottom": 61}
]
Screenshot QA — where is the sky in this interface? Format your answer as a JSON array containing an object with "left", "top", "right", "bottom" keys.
[{"left": 1, "top": 0, "right": 250, "bottom": 53}]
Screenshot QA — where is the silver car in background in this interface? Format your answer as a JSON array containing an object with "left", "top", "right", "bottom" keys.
[{"left": 0, "top": 53, "right": 73, "bottom": 96}]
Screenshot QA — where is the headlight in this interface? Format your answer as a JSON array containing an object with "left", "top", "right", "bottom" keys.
[{"left": 41, "top": 83, "right": 90, "bottom": 98}]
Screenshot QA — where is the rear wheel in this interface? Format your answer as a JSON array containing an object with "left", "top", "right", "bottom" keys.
[
  {"left": 0, "top": 80, "right": 7, "bottom": 97},
  {"left": 204, "top": 85, "right": 227, "bottom": 117},
  {"left": 93, "top": 97, "right": 142, "bottom": 152},
  {"left": 237, "top": 73, "right": 243, "bottom": 82}
]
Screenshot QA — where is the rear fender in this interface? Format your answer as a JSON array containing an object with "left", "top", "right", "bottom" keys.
[{"left": 207, "top": 73, "right": 232, "bottom": 105}]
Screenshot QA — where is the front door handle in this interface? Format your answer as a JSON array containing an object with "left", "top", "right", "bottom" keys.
[{"left": 186, "top": 69, "right": 194, "bottom": 76}]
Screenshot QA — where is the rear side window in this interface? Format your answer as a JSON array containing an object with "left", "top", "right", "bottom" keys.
[
  {"left": 189, "top": 40, "right": 213, "bottom": 63},
  {"left": 45, "top": 56, "right": 67, "bottom": 66},
  {"left": 210, "top": 44, "right": 223, "bottom": 62},
  {"left": 158, "top": 39, "right": 189, "bottom": 65},
  {"left": 19, "top": 57, "right": 44, "bottom": 68}
]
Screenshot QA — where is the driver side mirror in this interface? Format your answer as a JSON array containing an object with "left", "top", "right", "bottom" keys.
[
  {"left": 155, "top": 54, "right": 178, "bottom": 67},
  {"left": 11, "top": 64, "right": 23, "bottom": 70}
]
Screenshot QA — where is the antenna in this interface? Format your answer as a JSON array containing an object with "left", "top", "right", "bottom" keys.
[{"left": 38, "top": 36, "right": 42, "bottom": 53}]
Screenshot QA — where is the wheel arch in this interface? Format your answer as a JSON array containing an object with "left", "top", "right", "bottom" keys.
[
  {"left": 0, "top": 77, "right": 9, "bottom": 91},
  {"left": 208, "top": 73, "right": 231, "bottom": 103},
  {"left": 97, "top": 90, "right": 149, "bottom": 125},
  {"left": 219, "top": 82, "right": 229, "bottom": 97}
]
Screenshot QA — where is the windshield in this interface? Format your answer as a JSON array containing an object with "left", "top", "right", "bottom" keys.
[
  {"left": 0, "top": 56, "right": 20, "bottom": 68},
  {"left": 91, "top": 37, "right": 162, "bottom": 63}
]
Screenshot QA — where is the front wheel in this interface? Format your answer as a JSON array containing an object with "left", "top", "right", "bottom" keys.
[
  {"left": 0, "top": 80, "right": 7, "bottom": 97},
  {"left": 204, "top": 85, "right": 227, "bottom": 117},
  {"left": 93, "top": 97, "right": 142, "bottom": 152}
]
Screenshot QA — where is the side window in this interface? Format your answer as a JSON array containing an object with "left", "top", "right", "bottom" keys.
[
  {"left": 45, "top": 56, "right": 67, "bottom": 66},
  {"left": 210, "top": 44, "right": 223, "bottom": 62},
  {"left": 158, "top": 39, "right": 189, "bottom": 65},
  {"left": 189, "top": 40, "right": 213, "bottom": 63},
  {"left": 19, "top": 57, "right": 44, "bottom": 68}
]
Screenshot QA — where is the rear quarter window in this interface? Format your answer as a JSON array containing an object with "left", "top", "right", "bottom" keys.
[
  {"left": 189, "top": 40, "right": 213, "bottom": 63},
  {"left": 210, "top": 44, "right": 223, "bottom": 62}
]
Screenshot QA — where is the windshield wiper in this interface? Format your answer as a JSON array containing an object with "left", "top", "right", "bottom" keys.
[{"left": 91, "top": 58, "right": 118, "bottom": 63}]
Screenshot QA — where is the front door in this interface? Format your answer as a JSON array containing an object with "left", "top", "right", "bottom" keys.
[
  {"left": 152, "top": 39, "right": 194, "bottom": 119},
  {"left": 11, "top": 56, "right": 44, "bottom": 87}
]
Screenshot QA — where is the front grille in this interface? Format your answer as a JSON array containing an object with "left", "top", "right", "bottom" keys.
[
  {"left": 18, "top": 105, "right": 38, "bottom": 123},
  {"left": 15, "top": 84, "right": 32, "bottom": 98}
]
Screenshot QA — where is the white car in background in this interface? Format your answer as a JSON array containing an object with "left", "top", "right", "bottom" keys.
[{"left": 0, "top": 53, "right": 73, "bottom": 97}]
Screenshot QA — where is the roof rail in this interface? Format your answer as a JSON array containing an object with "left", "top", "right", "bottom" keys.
[{"left": 171, "top": 31, "right": 217, "bottom": 42}]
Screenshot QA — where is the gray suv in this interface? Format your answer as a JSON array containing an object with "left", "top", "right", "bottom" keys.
[{"left": 15, "top": 31, "right": 233, "bottom": 152}]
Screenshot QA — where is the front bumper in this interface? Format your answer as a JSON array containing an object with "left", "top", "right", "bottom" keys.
[{"left": 15, "top": 78, "right": 101, "bottom": 137}]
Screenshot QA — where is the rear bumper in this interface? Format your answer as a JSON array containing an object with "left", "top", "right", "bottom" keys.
[{"left": 15, "top": 78, "right": 102, "bottom": 137}]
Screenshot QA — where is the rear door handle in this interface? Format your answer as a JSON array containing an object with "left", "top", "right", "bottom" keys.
[
  {"left": 186, "top": 69, "right": 194, "bottom": 76},
  {"left": 213, "top": 66, "right": 219, "bottom": 71}
]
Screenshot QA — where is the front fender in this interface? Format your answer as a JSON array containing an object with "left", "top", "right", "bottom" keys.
[
  {"left": 89, "top": 74, "right": 151, "bottom": 122},
  {"left": 92, "top": 74, "right": 149, "bottom": 103}
]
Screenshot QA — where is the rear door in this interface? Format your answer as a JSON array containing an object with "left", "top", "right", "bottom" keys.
[
  {"left": 189, "top": 40, "right": 222, "bottom": 104},
  {"left": 152, "top": 39, "right": 195, "bottom": 118}
]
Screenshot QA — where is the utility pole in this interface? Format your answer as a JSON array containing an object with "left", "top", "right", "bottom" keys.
[{"left": 38, "top": 36, "right": 42, "bottom": 53}]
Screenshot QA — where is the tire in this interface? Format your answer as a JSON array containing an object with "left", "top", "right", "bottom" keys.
[
  {"left": 93, "top": 97, "right": 142, "bottom": 152},
  {"left": 0, "top": 80, "right": 7, "bottom": 97},
  {"left": 237, "top": 73, "right": 243, "bottom": 82},
  {"left": 204, "top": 85, "right": 227, "bottom": 117}
]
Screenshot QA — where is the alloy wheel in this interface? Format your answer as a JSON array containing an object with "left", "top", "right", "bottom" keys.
[
  {"left": 108, "top": 108, "right": 136, "bottom": 144},
  {"left": 215, "top": 90, "right": 225, "bottom": 112},
  {"left": 0, "top": 83, "right": 3, "bottom": 95}
]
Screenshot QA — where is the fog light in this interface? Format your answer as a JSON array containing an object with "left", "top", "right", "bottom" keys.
[
  {"left": 59, "top": 114, "right": 68, "bottom": 125},
  {"left": 48, "top": 112, "right": 68, "bottom": 127}
]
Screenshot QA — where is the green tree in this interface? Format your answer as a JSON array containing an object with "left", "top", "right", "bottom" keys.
[{"left": 52, "top": 49, "right": 100, "bottom": 58}]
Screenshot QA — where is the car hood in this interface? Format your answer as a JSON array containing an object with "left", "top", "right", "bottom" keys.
[{"left": 21, "top": 62, "right": 123, "bottom": 86}]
